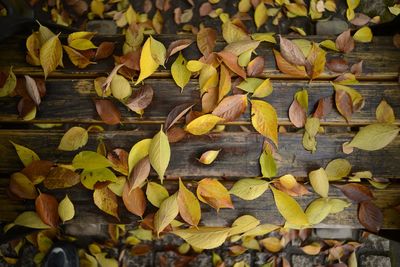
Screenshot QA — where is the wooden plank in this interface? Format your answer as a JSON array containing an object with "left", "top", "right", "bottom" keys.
[
  {"left": 0, "top": 35, "right": 398, "bottom": 80},
  {"left": 0, "top": 131, "right": 399, "bottom": 178},
  {"left": 0, "top": 79, "right": 398, "bottom": 126},
  {"left": 0, "top": 179, "right": 399, "bottom": 229}
]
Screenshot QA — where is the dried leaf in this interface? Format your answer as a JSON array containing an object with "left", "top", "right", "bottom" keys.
[
  {"left": 199, "top": 2, "right": 213, "bottom": 16},
  {"left": 273, "top": 49, "right": 307, "bottom": 77},
  {"left": 35, "top": 193, "right": 59, "bottom": 227},
  {"left": 24, "top": 75, "right": 41, "bottom": 106},
  {"left": 21, "top": 160, "right": 53, "bottom": 184},
  {"left": 178, "top": 178, "right": 201, "bottom": 226},
  {"left": 185, "top": 114, "right": 223, "bottom": 135},
  {"left": 122, "top": 183, "right": 146, "bottom": 217},
  {"left": 353, "top": 26, "right": 373, "bottom": 43},
  {"left": 218, "top": 51, "right": 246, "bottom": 79},
  {"left": 325, "top": 158, "right": 352, "bottom": 181},
  {"left": 222, "top": 21, "right": 250, "bottom": 44},
  {"left": 67, "top": 31, "right": 95, "bottom": 44},
  {"left": 146, "top": 181, "right": 169, "bottom": 208},
  {"left": 129, "top": 156, "right": 150, "bottom": 190},
  {"left": 58, "top": 195, "right": 75, "bottom": 223},
  {"left": 124, "top": 84, "right": 154, "bottom": 115},
  {"left": 154, "top": 193, "right": 179, "bottom": 235},
  {"left": 166, "top": 39, "right": 194, "bottom": 59},
  {"left": 44, "top": 167, "right": 80, "bottom": 189},
  {"left": 306, "top": 42, "right": 326, "bottom": 79},
  {"left": 107, "top": 148, "right": 129, "bottom": 175},
  {"left": 128, "top": 139, "right": 152, "bottom": 173},
  {"left": 335, "top": 30, "right": 355, "bottom": 53},
  {"left": 93, "top": 187, "right": 119, "bottom": 220},
  {"left": 289, "top": 99, "right": 306, "bottom": 128},
  {"left": 335, "top": 89, "right": 353, "bottom": 122},
  {"left": 135, "top": 37, "right": 159, "bottom": 85},
  {"left": 0, "top": 67, "right": 17, "bottom": 97},
  {"left": 212, "top": 94, "right": 247, "bottom": 122},
  {"left": 301, "top": 242, "right": 322, "bottom": 255},
  {"left": 10, "top": 141, "right": 40, "bottom": 167},
  {"left": 94, "top": 99, "right": 121, "bottom": 125},
  {"left": 223, "top": 40, "right": 260, "bottom": 57},
  {"left": 376, "top": 100, "right": 395, "bottom": 123},
  {"left": 309, "top": 168, "right": 329, "bottom": 198},
  {"left": 250, "top": 100, "right": 278, "bottom": 146},
  {"left": 165, "top": 103, "right": 194, "bottom": 130},
  {"left": 81, "top": 168, "right": 117, "bottom": 190},
  {"left": 14, "top": 211, "right": 50, "bottom": 229},
  {"left": 326, "top": 58, "right": 349, "bottom": 73},
  {"left": 197, "top": 27, "right": 217, "bottom": 57},
  {"left": 247, "top": 56, "right": 265, "bottom": 77},
  {"left": 171, "top": 53, "right": 191, "bottom": 91},
  {"left": 63, "top": 45, "right": 94, "bottom": 69},
  {"left": 149, "top": 128, "right": 171, "bottom": 183},
  {"left": 358, "top": 201, "right": 383, "bottom": 233},
  {"left": 197, "top": 178, "right": 233, "bottom": 210},
  {"left": 336, "top": 183, "right": 373, "bottom": 203},
  {"left": 58, "top": 126, "right": 88, "bottom": 151},
  {"left": 167, "top": 126, "right": 187, "bottom": 143},
  {"left": 40, "top": 34, "right": 63, "bottom": 79},
  {"left": 9, "top": 172, "right": 37, "bottom": 199},
  {"left": 95, "top": 42, "right": 115, "bottom": 60},
  {"left": 313, "top": 96, "right": 333, "bottom": 119},
  {"left": 172, "top": 227, "right": 230, "bottom": 249},
  {"left": 229, "top": 178, "right": 269, "bottom": 200},
  {"left": 279, "top": 36, "right": 307, "bottom": 66}
]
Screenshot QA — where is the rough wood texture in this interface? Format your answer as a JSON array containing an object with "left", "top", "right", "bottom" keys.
[
  {"left": 1, "top": 131, "right": 399, "bottom": 179},
  {"left": 0, "top": 35, "right": 399, "bottom": 80},
  {"left": 0, "top": 79, "right": 398, "bottom": 126},
  {"left": 0, "top": 178, "right": 399, "bottom": 229}
]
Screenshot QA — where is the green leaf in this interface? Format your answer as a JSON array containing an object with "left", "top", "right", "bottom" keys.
[
  {"left": 149, "top": 128, "right": 171, "bottom": 183},
  {"left": 58, "top": 127, "right": 88, "bottom": 151},
  {"left": 72, "top": 151, "right": 111, "bottom": 170},
  {"left": 146, "top": 182, "right": 169, "bottom": 207},
  {"left": 260, "top": 150, "right": 277, "bottom": 178},
  {"left": 171, "top": 53, "right": 191, "bottom": 91},
  {"left": 347, "top": 123, "right": 399, "bottom": 151},
  {"left": 10, "top": 141, "right": 40, "bottom": 167},
  {"left": 128, "top": 138, "right": 152, "bottom": 174},
  {"left": 0, "top": 67, "right": 16, "bottom": 97},
  {"left": 81, "top": 168, "right": 117, "bottom": 190}
]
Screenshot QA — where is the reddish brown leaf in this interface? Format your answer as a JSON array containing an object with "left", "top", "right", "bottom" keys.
[
  {"left": 279, "top": 36, "right": 307, "bottom": 66},
  {"left": 335, "top": 29, "right": 355, "bottom": 53},
  {"left": 326, "top": 58, "right": 349, "bottom": 73},
  {"left": 288, "top": 99, "right": 306, "bottom": 128},
  {"left": 17, "top": 97, "right": 36, "bottom": 119},
  {"left": 218, "top": 51, "right": 246, "bottom": 79},
  {"left": 247, "top": 56, "right": 265, "bottom": 77},
  {"left": 115, "top": 50, "right": 141, "bottom": 71},
  {"left": 313, "top": 97, "right": 333, "bottom": 119},
  {"left": 94, "top": 99, "right": 121, "bottom": 125},
  {"left": 174, "top": 7, "right": 182, "bottom": 24},
  {"left": 35, "top": 193, "right": 59, "bottom": 227},
  {"left": 201, "top": 86, "right": 218, "bottom": 113},
  {"left": 335, "top": 89, "right": 353, "bottom": 122},
  {"left": 143, "top": 0, "right": 152, "bottom": 13},
  {"left": 124, "top": 84, "right": 154, "bottom": 114},
  {"left": 95, "top": 42, "right": 115, "bottom": 60},
  {"left": 167, "top": 126, "right": 187, "bottom": 143},
  {"left": 199, "top": 2, "right": 213, "bottom": 16},
  {"left": 164, "top": 103, "right": 194, "bottom": 131},
  {"left": 197, "top": 27, "right": 217, "bottom": 58},
  {"left": 212, "top": 94, "right": 248, "bottom": 122},
  {"left": 166, "top": 39, "right": 194, "bottom": 59},
  {"left": 122, "top": 183, "right": 146, "bottom": 217},
  {"left": 358, "top": 201, "right": 383, "bottom": 233},
  {"left": 43, "top": 167, "right": 80, "bottom": 189},
  {"left": 71, "top": 1, "right": 88, "bottom": 16},
  {"left": 350, "top": 60, "right": 363, "bottom": 75},
  {"left": 21, "top": 160, "right": 53, "bottom": 184},
  {"left": 273, "top": 49, "right": 307, "bottom": 77},
  {"left": 155, "top": 0, "right": 171, "bottom": 11},
  {"left": 337, "top": 183, "right": 373, "bottom": 203},
  {"left": 129, "top": 156, "right": 150, "bottom": 189},
  {"left": 107, "top": 148, "right": 129, "bottom": 175}
]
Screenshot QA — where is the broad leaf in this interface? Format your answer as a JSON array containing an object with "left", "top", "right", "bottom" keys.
[
  {"left": 197, "top": 178, "right": 233, "bottom": 211},
  {"left": 146, "top": 182, "right": 169, "bottom": 208},
  {"left": 229, "top": 179, "right": 269, "bottom": 200},
  {"left": 154, "top": 193, "right": 179, "bottom": 235},
  {"left": 10, "top": 141, "right": 40, "bottom": 167},
  {"left": 185, "top": 114, "right": 223, "bottom": 135},
  {"left": 172, "top": 227, "right": 231, "bottom": 249},
  {"left": 93, "top": 187, "right": 119, "bottom": 220},
  {"left": 149, "top": 128, "right": 171, "bottom": 183},
  {"left": 35, "top": 193, "right": 59, "bottom": 227},
  {"left": 309, "top": 168, "right": 329, "bottom": 198},
  {"left": 178, "top": 178, "right": 201, "bottom": 226},
  {"left": 250, "top": 100, "right": 278, "bottom": 146},
  {"left": 58, "top": 195, "right": 75, "bottom": 223},
  {"left": 58, "top": 127, "right": 88, "bottom": 151}
]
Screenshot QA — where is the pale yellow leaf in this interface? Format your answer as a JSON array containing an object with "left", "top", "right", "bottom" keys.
[
  {"left": 178, "top": 178, "right": 201, "bottom": 226},
  {"left": 250, "top": 100, "right": 278, "bottom": 146},
  {"left": 347, "top": 123, "right": 399, "bottom": 151},
  {"left": 171, "top": 53, "right": 191, "bottom": 91},
  {"left": 185, "top": 114, "right": 223, "bottom": 135},
  {"left": 146, "top": 181, "right": 169, "bottom": 207},
  {"left": 325, "top": 158, "right": 352, "bottom": 181},
  {"left": 10, "top": 141, "right": 40, "bottom": 167},
  {"left": 14, "top": 211, "right": 50, "bottom": 229},
  {"left": 58, "top": 126, "right": 88, "bottom": 151},
  {"left": 128, "top": 138, "right": 152, "bottom": 174},
  {"left": 353, "top": 26, "right": 373, "bottom": 43},
  {"left": 229, "top": 178, "right": 269, "bottom": 200},
  {"left": 254, "top": 3, "right": 268, "bottom": 29},
  {"left": 154, "top": 193, "right": 179, "bottom": 235},
  {"left": 172, "top": 227, "right": 231, "bottom": 249},
  {"left": 309, "top": 168, "right": 329, "bottom": 198},
  {"left": 149, "top": 128, "right": 170, "bottom": 183},
  {"left": 58, "top": 195, "right": 75, "bottom": 223}
]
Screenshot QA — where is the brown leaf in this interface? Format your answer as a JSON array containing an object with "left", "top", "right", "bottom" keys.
[
  {"left": 166, "top": 39, "right": 194, "bottom": 59},
  {"left": 24, "top": 75, "right": 41, "bottom": 106},
  {"left": 335, "top": 29, "right": 355, "bottom": 53},
  {"left": 94, "top": 99, "right": 121, "bottom": 125},
  {"left": 273, "top": 49, "right": 307, "bottom": 77},
  {"left": 289, "top": 99, "right": 306, "bottom": 128},
  {"left": 17, "top": 97, "right": 36, "bottom": 119},
  {"left": 313, "top": 97, "right": 333, "bottom": 119},
  {"left": 326, "top": 58, "right": 349, "bottom": 73},
  {"left": 350, "top": 60, "right": 363, "bottom": 75},
  {"left": 335, "top": 89, "right": 353, "bottom": 122},
  {"left": 218, "top": 51, "right": 246, "bottom": 79},
  {"left": 358, "top": 201, "right": 383, "bottom": 233},
  {"left": 95, "top": 42, "right": 115, "bottom": 60},
  {"left": 122, "top": 183, "right": 146, "bottom": 217},
  {"left": 247, "top": 56, "right": 265, "bottom": 77},
  {"left": 116, "top": 50, "right": 140, "bottom": 71},
  {"left": 350, "top": 13, "right": 370, "bottom": 26},
  {"left": 201, "top": 86, "right": 218, "bottom": 113},
  {"left": 21, "top": 160, "right": 53, "bottom": 184},
  {"left": 35, "top": 193, "right": 59, "bottom": 227},
  {"left": 129, "top": 156, "right": 150, "bottom": 190},
  {"left": 94, "top": 187, "right": 119, "bottom": 220},
  {"left": 199, "top": 2, "right": 213, "bottom": 16},
  {"left": 44, "top": 167, "right": 80, "bottom": 189},
  {"left": 167, "top": 126, "right": 187, "bottom": 143},
  {"left": 165, "top": 103, "right": 195, "bottom": 131},
  {"left": 124, "top": 84, "right": 154, "bottom": 115},
  {"left": 197, "top": 27, "right": 217, "bottom": 58},
  {"left": 144, "top": 0, "right": 153, "bottom": 13},
  {"left": 212, "top": 94, "right": 248, "bottom": 122},
  {"left": 107, "top": 148, "right": 129, "bottom": 175},
  {"left": 337, "top": 183, "right": 373, "bottom": 203},
  {"left": 9, "top": 172, "right": 38, "bottom": 199},
  {"left": 279, "top": 36, "right": 307, "bottom": 66},
  {"left": 156, "top": 0, "right": 171, "bottom": 11},
  {"left": 63, "top": 45, "right": 94, "bottom": 69},
  {"left": 174, "top": 7, "right": 182, "bottom": 24}
]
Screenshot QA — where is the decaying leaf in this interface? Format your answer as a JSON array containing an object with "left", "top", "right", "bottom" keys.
[
  {"left": 124, "top": 84, "right": 154, "bottom": 115},
  {"left": 165, "top": 103, "right": 194, "bottom": 130},
  {"left": 122, "top": 183, "right": 146, "bottom": 217},
  {"left": 149, "top": 128, "right": 171, "bottom": 183},
  {"left": 197, "top": 27, "right": 217, "bottom": 57},
  {"left": 129, "top": 156, "right": 150, "bottom": 190},
  {"left": 273, "top": 49, "right": 307, "bottom": 77},
  {"left": 166, "top": 39, "right": 194, "bottom": 59},
  {"left": 93, "top": 187, "right": 119, "bottom": 220},
  {"left": 10, "top": 141, "right": 40, "bottom": 167},
  {"left": 128, "top": 138, "right": 152, "bottom": 174},
  {"left": 336, "top": 183, "right": 373, "bottom": 203},
  {"left": 247, "top": 56, "right": 265, "bottom": 77},
  {"left": 94, "top": 99, "right": 121, "bottom": 125},
  {"left": 197, "top": 178, "right": 233, "bottom": 211},
  {"left": 63, "top": 45, "right": 94, "bottom": 69},
  {"left": 335, "top": 29, "right": 355, "bottom": 53},
  {"left": 358, "top": 201, "right": 383, "bottom": 233},
  {"left": 279, "top": 36, "right": 307, "bottom": 67},
  {"left": 178, "top": 178, "right": 201, "bottom": 226},
  {"left": 44, "top": 167, "right": 80, "bottom": 189},
  {"left": 9, "top": 172, "right": 38, "bottom": 199}
]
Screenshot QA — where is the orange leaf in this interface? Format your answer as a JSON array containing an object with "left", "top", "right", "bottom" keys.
[
  {"left": 197, "top": 178, "right": 234, "bottom": 211},
  {"left": 35, "top": 193, "right": 59, "bottom": 227}
]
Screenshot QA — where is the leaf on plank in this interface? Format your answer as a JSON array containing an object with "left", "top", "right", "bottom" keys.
[
  {"left": 260, "top": 150, "right": 277, "bottom": 178},
  {"left": 229, "top": 215, "right": 260, "bottom": 236},
  {"left": 254, "top": 3, "right": 268, "bottom": 29},
  {"left": 222, "top": 21, "right": 250, "bottom": 44},
  {"left": 353, "top": 26, "right": 373, "bottom": 43},
  {"left": 229, "top": 178, "right": 269, "bottom": 200},
  {"left": 326, "top": 58, "right": 349, "bottom": 73},
  {"left": 94, "top": 99, "right": 121, "bottom": 125},
  {"left": 44, "top": 167, "right": 80, "bottom": 189},
  {"left": 178, "top": 178, "right": 201, "bottom": 226},
  {"left": 261, "top": 237, "right": 283, "bottom": 253},
  {"left": 250, "top": 100, "right": 278, "bottom": 146},
  {"left": 124, "top": 84, "right": 154, "bottom": 115},
  {"left": 302, "top": 117, "right": 320, "bottom": 152},
  {"left": 122, "top": 183, "right": 146, "bottom": 217},
  {"left": 197, "top": 27, "right": 217, "bottom": 58},
  {"left": 279, "top": 36, "right": 307, "bottom": 66},
  {"left": 172, "top": 227, "right": 231, "bottom": 249},
  {"left": 107, "top": 148, "right": 129, "bottom": 176},
  {"left": 63, "top": 45, "right": 95, "bottom": 69},
  {"left": 58, "top": 126, "right": 88, "bottom": 151},
  {"left": 185, "top": 114, "right": 224, "bottom": 135},
  {"left": 14, "top": 211, "right": 50, "bottom": 229},
  {"left": 149, "top": 128, "right": 171, "bottom": 183},
  {"left": 198, "top": 150, "right": 221, "bottom": 165},
  {"left": 24, "top": 75, "right": 41, "bottom": 106},
  {"left": 309, "top": 168, "right": 329, "bottom": 198},
  {"left": 40, "top": 34, "right": 63, "bottom": 79},
  {"left": 358, "top": 201, "right": 383, "bottom": 233},
  {"left": 336, "top": 183, "right": 373, "bottom": 203},
  {"left": 135, "top": 37, "right": 159, "bottom": 85},
  {"left": 81, "top": 168, "right": 117, "bottom": 190},
  {"left": 128, "top": 139, "right": 152, "bottom": 174},
  {"left": 72, "top": 151, "right": 111, "bottom": 170},
  {"left": 273, "top": 49, "right": 307, "bottom": 77},
  {"left": 93, "top": 186, "right": 119, "bottom": 220},
  {"left": 17, "top": 97, "right": 37, "bottom": 121},
  {"left": 313, "top": 97, "right": 333, "bottom": 119},
  {"left": 128, "top": 156, "right": 150, "bottom": 190},
  {"left": 164, "top": 103, "right": 194, "bottom": 131},
  {"left": 350, "top": 60, "right": 363, "bottom": 75},
  {"left": 26, "top": 32, "right": 41, "bottom": 66},
  {"left": 171, "top": 53, "right": 191, "bottom": 91},
  {"left": 35, "top": 193, "right": 59, "bottom": 227},
  {"left": 146, "top": 181, "right": 169, "bottom": 208},
  {"left": 154, "top": 193, "right": 179, "bottom": 235},
  {"left": 166, "top": 39, "right": 194, "bottom": 59},
  {"left": 95, "top": 42, "right": 115, "bottom": 60},
  {"left": 110, "top": 74, "right": 132, "bottom": 100},
  {"left": 212, "top": 94, "right": 247, "bottom": 122},
  {"left": 197, "top": 178, "right": 233, "bottom": 211},
  {"left": 305, "top": 198, "right": 332, "bottom": 225},
  {"left": 325, "top": 158, "right": 351, "bottom": 181},
  {"left": 167, "top": 126, "right": 187, "bottom": 143},
  {"left": 21, "top": 160, "right": 53, "bottom": 184},
  {"left": 217, "top": 51, "right": 246, "bottom": 79},
  {"left": 335, "top": 29, "right": 355, "bottom": 53},
  {"left": 335, "top": 89, "right": 353, "bottom": 122},
  {"left": 247, "top": 56, "right": 265, "bottom": 77},
  {"left": 58, "top": 195, "right": 75, "bottom": 223},
  {"left": 9, "top": 172, "right": 37, "bottom": 199},
  {"left": 289, "top": 89, "right": 308, "bottom": 128},
  {"left": 306, "top": 42, "right": 326, "bottom": 79},
  {"left": 218, "top": 64, "right": 232, "bottom": 102},
  {"left": 67, "top": 31, "right": 95, "bottom": 44},
  {"left": 10, "top": 141, "right": 40, "bottom": 167},
  {"left": 376, "top": 100, "right": 395, "bottom": 123}
]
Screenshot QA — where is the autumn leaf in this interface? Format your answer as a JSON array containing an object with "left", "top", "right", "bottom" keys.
[
  {"left": 146, "top": 181, "right": 169, "bottom": 208},
  {"left": 229, "top": 215, "right": 260, "bottom": 236},
  {"left": 72, "top": 151, "right": 111, "bottom": 170},
  {"left": 95, "top": 41, "right": 115, "bottom": 60},
  {"left": 128, "top": 139, "right": 152, "bottom": 174},
  {"left": 247, "top": 56, "right": 265, "bottom": 77},
  {"left": 172, "top": 227, "right": 231, "bottom": 249},
  {"left": 14, "top": 211, "right": 50, "bottom": 229},
  {"left": 197, "top": 27, "right": 217, "bottom": 57},
  {"left": 94, "top": 99, "right": 121, "bottom": 125},
  {"left": 164, "top": 103, "right": 194, "bottom": 131},
  {"left": 260, "top": 150, "right": 277, "bottom": 178},
  {"left": 309, "top": 168, "right": 329, "bottom": 198},
  {"left": 198, "top": 150, "right": 221, "bottom": 165},
  {"left": 178, "top": 178, "right": 201, "bottom": 226},
  {"left": 58, "top": 195, "right": 75, "bottom": 223},
  {"left": 63, "top": 45, "right": 95, "bottom": 69},
  {"left": 199, "top": 64, "right": 218, "bottom": 95},
  {"left": 21, "top": 160, "right": 53, "bottom": 184},
  {"left": 376, "top": 100, "right": 395, "bottom": 123},
  {"left": 135, "top": 37, "right": 159, "bottom": 85},
  {"left": 261, "top": 237, "right": 283, "bottom": 253},
  {"left": 336, "top": 183, "right": 373, "bottom": 203},
  {"left": 353, "top": 26, "right": 373, "bottom": 43},
  {"left": 229, "top": 178, "right": 269, "bottom": 200},
  {"left": 251, "top": 100, "right": 278, "bottom": 146},
  {"left": 197, "top": 178, "right": 233, "bottom": 210},
  {"left": 273, "top": 49, "right": 307, "bottom": 77},
  {"left": 325, "top": 158, "right": 351, "bottom": 181},
  {"left": 122, "top": 183, "right": 146, "bottom": 217},
  {"left": 81, "top": 168, "right": 117, "bottom": 190},
  {"left": 289, "top": 99, "right": 306, "bottom": 128},
  {"left": 93, "top": 187, "right": 119, "bottom": 220},
  {"left": 279, "top": 36, "right": 307, "bottom": 67},
  {"left": 306, "top": 43, "right": 326, "bottom": 79},
  {"left": 110, "top": 74, "right": 132, "bottom": 100},
  {"left": 254, "top": 3, "right": 268, "bottom": 29},
  {"left": 149, "top": 128, "right": 171, "bottom": 183},
  {"left": 222, "top": 21, "right": 250, "bottom": 44},
  {"left": 124, "top": 84, "right": 154, "bottom": 115},
  {"left": 185, "top": 114, "right": 223, "bottom": 135},
  {"left": 0, "top": 67, "right": 17, "bottom": 97},
  {"left": 44, "top": 167, "right": 80, "bottom": 189},
  {"left": 154, "top": 193, "right": 179, "bottom": 235},
  {"left": 35, "top": 193, "right": 59, "bottom": 227},
  {"left": 358, "top": 201, "right": 383, "bottom": 233},
  {"left": 171, "top": 53, "right": 191, "bottom": 91},
  {"left": 26, "top": 33, "right": 41, "bottom": 66},
  {"left": 10, "top": 141, "right": 40, "bottom": 167},
  {"left": 166, "top": 39, "right": 194, "bottom": 59},
  {"left": 128, "top": 156, "right": 150, "bottom": 190},
  {"left": 218, "top": 51, "right": 246, "bottom": 79},
  {"left": 212, "top": 94, "right": 247, "bottom": 122},
  {"left": 40, "top": 34, "right": 63, "bottom": 79},
  {"left": 336, "top": 29, "right": 355, "bottom": 53},
  {"left": 58, "top": 126, "right": 88, "bottom": 151},
  {"left": 305, "top": 198, "right": 332, "bottom": 225},
  {"left": 107, "top": 148, "right": 129, "bottom": 176},
  {"left": 9, "top": 172, "right": 38, "bottom": 199}
]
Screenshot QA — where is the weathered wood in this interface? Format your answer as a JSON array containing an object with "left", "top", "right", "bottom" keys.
[
  {"left": 0, "top": 131, "right": 399, "bottom": 179},
  {"left": 0, "top": 178, "right": 399, "bottom": 229},
  {"left": 0, "top": 35, "right": 399, "bottom": 80},
  {"left": 0, "top": 79, "right": 398, "bottom": 126}
]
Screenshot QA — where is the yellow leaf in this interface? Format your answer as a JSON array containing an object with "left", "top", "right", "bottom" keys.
[
  {"left": 146, "top": 181, "right": 169, "bottom": 207},
  {"left": 222, "top": 21, "right": 250, "bottom": 44},
  {"left": 196, "top": 178, "right": 234, "bottom": 211},
  {"left": 58, "top": 195, "right": 75, "bottom": 223},
  {"left": 10, "top": 172, "right": 38, "bottom": 199},
  {"left": 172, "top": 227, "right": 231, "bottom": 249},
  {"left": 37, "top": 22, "right": 55, "bottom": 45},
  {"left": 389, "top": 4, "right": 400, "bottom": 16},
  {"left": 353, "top": 26, "right": 373, "bottom": 43},
  {"left": 251, "top": 33, "right": 276, "bottom": 44},
  {"left": 128, "top": 138, "right": 152, "bottom": 174},
  {"left": 135, "top": 37, "right": 159, "bottom": 85},
  {"left": 347, "top": 123, "right": 399, "bottom": 151},
  {"left": 376, "top": 100, "right": 395, "bottom": 123},
  {"left": 331, "top": 83, "right": 364, "bottom": 109},
  {"left": 328, "top": 198, "right": 351, "bottom": 213},
  {"left": 270, "top": 186, "right": 309, "bottom": 227},
  {"left": 261, "top": 237, "right": 283, "bottom": 252},
  {"left": 149, "top": 36, "right": 166, "bottom": 66},
  {"left": 250, "top": 100, "right": 278, "bottom": 146},
  {"left": 108, "top": 176, "right": 126, "bottom": 197},
  {"left": 199, "top": 64, "right": 218, "bottom": 95},
  {"left": 58, "top": 126, "right": 88, "bottom": 151},
  {"left": 14, "top": 211, "right": 50, "bottom": 229},
  {"left": 346, "top": 8, "right": 355, "bottom": 20},
  {"left": 279, "top": 174, "right": 297, "bottom": 190},
  {"left": 178, "top": 178, "right": 201, "bottom": 226},
  {"left": 94, "top": 253, "right": 118, "bottom": 267},
  {"left": 91, "top": 0, "right": 105, "bottom": 18},
  {"left": 254, "top": 3, "right": 268, "bottom": 29},
  {"left": 0, "top": 66, "right": 17, "bottom": 97},
  {"left": 218, "top": 64, "right": 231, "bottom": 102},
  {"left": 347, "top": 0, "right": 360, "bottom": 10},
  {"left": 110, "top": 74, "right": 132, "bottom": 100},
  {"left": 185, "top": 114, "right": 224, "bottom": 135},
  {"left": 305, "top": 198, "right": 332, "bottom": 225},
  {"left": 285, "top": 3, "right": 307, "bottom": 16},
  {"left": 229, "top": 215, "right": 260, "bottom": 236},
  {"left": 295, "top": 89, "right": 308, "bottom": 110},
  {"left": 309, "top": 168, "right": 329, "bottom": 198},
  {"left": 67, "top": 31, "right": 96, "bottom": 44},
  {"left": 72, "top": 151, "right": 111, "bottom": 170},
  {"left": 186, "top": 60, "right": 204, "bottom": 72},
  {"left": 241, "top": 224, "right": 280, "bottom": 237},
  {"left": 229, "top": 178, "right": 269, "bottom": 200},
  {"left": 149, "top": 128, "right": 171, "bottom": 183},
  {"left": 69, "top": 39, "right": 97, "bottom": 50},
  {"left": 81, "top": 168, "right": 117, "bottom": 190},
  {"left": 307, "top": 42, "right": 326, "bottom": 79},
  {"left": 252, "top": 79, "right": 273, "bottom": 98},
  {"left": 301, "top": 242, "right": 322, "bottom": 255},
  {"left": 171, "top": 53, "right": 191, "bottom": 91},
  {"left": 198, "top": 150, "right": 221, "bottom": 165},
  {"left": 290, "top": 26, "right": 306, "bottom": 36},
  {"left": 325, "top": 158, "right": 352, "bottom": 181},
  {"left": 10, "top": 141, "right": 40, "bottom": 167},
  {"left": 40, "top": 34, "right": 63, "bottom": 79},
  {"left": 93, "top": 187, "right": 119, "bottom": 219},
  {"left": 319, "top": 40, "right": 339, "bottom": 51},
  {"left": 154, "top": 193, "right": 179, "bottom": 235},
  {"left": 260, "top": 150, "right": 277, "bottom": 178}
]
